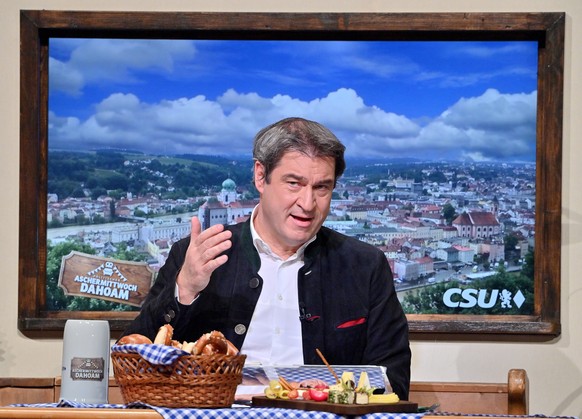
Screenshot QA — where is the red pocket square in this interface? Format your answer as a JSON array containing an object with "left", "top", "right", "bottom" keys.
[{"left": 337, "top": 317, "right": 367, "bottom": 328}]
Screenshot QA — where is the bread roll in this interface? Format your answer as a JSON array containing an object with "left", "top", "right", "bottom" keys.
[
  {"left": 182, "top": 341, "right": 197, "bottom": 354},
  {"left": 117, "top": 333, "right": 153, "bottom": 345},
  {"left": 154, "top": 324, "right": 174, "bottom": 345},
  {"left": 225, "top": 338, "right": 239, "bottom": 355}
]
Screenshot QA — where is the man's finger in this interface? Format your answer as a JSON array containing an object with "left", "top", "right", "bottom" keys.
[
  {"left": 191, "top": 216, "right": 202, "bottom": 238},
  {"left": 198, "top": 229, "right": 232, "bottom": 251},
  {"left": 201, "top": 236, "right": 233, "bottom": 262},
  {"left": 203, "top": 254, "right": 229, "bottom": 274}
]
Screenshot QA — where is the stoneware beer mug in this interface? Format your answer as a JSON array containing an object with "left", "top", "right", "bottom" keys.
[{"left": 60, "top": 319, "right": 110, "bottom": 403}]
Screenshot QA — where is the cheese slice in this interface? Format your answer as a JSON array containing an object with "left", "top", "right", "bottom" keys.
[
  {"left": 341, "top": 372, "right": 355, "bottom": 389},
  {"left": 356, "top": 371, "right": 371, "bottom": 390},
  {"left": 369, "top": 392, "right": 400, "bottom": 404}
]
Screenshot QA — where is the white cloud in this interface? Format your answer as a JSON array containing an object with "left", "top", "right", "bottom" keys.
[
  {"left": 49, "top": 40, "right": 197, "bottom": 95},
  {"left": 441, "top": 88, "right": 536, "bottom": 130},
  {"left": 49, "top": 58, "right": 85, "bottom": 96},
  {"left": 49, "top": 87, "right": 536, "bottom": 162}
]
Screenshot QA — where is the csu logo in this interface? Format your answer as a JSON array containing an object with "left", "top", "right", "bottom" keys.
[{"left": 443, "top": 288, "right": 526, "bottom": 309}]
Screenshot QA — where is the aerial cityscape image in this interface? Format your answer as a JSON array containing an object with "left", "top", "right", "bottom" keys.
[{"left": 46, "top": 38, "right": 538, "bottom": 315}]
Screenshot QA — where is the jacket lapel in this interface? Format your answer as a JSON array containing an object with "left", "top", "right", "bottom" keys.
[
  {"left": 223, "top": 220, "right": 262, "bottom": 349},
  {"left": 299, "top": 236, "right": 326, "bottom": 364}
]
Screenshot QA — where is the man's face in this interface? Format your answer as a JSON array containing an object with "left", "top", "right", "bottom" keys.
[{"left": 254, "top": 151, "right": 335, "bottom": 258}]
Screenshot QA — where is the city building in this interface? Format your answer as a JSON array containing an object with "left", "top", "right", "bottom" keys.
[
  {"left": 452, "top": 211, "right": 501, "bottom": 239},
  {"left": 198, "top": 178, "right": 256, "bottom": 230}
]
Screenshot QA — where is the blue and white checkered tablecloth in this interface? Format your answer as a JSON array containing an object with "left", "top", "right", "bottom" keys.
[
  {"left": 49, "top": 344, "right": 420, "bottom": 419},
  {"left": 155, "top": 406, "right": 341, "bottom": 419},
  {"left": 10, "top": 401, "right": 426, "bottom": 419},
  {"left": 248, "top": 365, "right": 389, "bottom": 389},
  {"left": 356, "top": 415, "right": 425, "bottom": 419},
  {"left": 111, "top": 344, "right": 389, "bottom": 390}
]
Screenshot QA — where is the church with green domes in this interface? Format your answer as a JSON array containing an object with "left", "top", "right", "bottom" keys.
[{"left": 198, "top": 177, "right": 257, "bottom": 230}]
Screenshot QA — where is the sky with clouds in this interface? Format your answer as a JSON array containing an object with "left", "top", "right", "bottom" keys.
[{"left": 48, "top": 38, "right": 538, "bottom": 162}]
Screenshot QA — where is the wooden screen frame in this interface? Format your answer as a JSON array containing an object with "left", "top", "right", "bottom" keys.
[{"left": 19, "top": 10, "right": 564, "bottom": 339}]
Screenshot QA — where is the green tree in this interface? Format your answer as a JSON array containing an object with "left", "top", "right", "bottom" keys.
[
  {"left": 71, "top": 187, "right": 86, "bottom": 198},
  {"left": 95, "top": 151, "right": 126, "bottom": 170},
  {"left": 100, "top": 172, "right": 129, "bottom": 191},
  {"left": 401, "top": 282, "right": 451, "bottom": 314},
  {"left": 521, "top": 250, "right": 535, "bottom": 280},
  {"left": 148, "top": 159, "right": 164, "bottom": 172},
  {"left": 108, "top": 190, "right": 125, "bottom": 200},
  {"left": 428, "top": 171, "right": 447, "bottom": 183},
  {"left": 442, "top": 203, "right": 457, "bottom": 225},
  {"left": 505, "top": 234, "right": 518, "bottom": 250},
  {"left": 46, "top": 241, "right": 96, "bottom": 310},
  {"left": 92, "top": 214, "right": 106, "bottom": 224},
  {"left": 48, "top": 219, "right": 63, "bottom": 228},
  {"left": 110, "top": 242, "right": 148, "bottom": 262},
  {"left": 91, "top": 187, "right": 108, "bottom": 200}
]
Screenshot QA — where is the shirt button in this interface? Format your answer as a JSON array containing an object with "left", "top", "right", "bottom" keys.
[
  {"left": 163, "top": 309, "right": 176, "bottom": 323},
  {"left": 277, "top": 294, "right": 283, "bottom": 301},
  {"left": 234, "top": 324, "right": 247, "bottom": 335},
  {"left": 249, "top": 277, "right": 260, "bottom": 289}
]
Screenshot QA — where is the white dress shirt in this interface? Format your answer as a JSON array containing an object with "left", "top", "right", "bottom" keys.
[
  {"left": 241, "top": 207, "right": 314, "bottom": 365},
  {"left": 175, "top": 208, "right": 314, "bottom": 365}
]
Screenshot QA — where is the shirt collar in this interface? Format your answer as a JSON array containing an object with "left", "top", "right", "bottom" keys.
[{"left": 250, "top": 204, "right": 316, "bottom": 261}]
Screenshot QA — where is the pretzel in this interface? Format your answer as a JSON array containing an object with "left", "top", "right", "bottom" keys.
[
  {"left": 130, "top": 325, "right": 239, "bottom": 356},
  {"left": 153, "top": 324, "right": 174, "bottom": 345}
]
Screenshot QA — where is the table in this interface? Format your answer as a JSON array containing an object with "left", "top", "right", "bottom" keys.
[
  {"left": 0, "top": 407, "right": 571, "bottom": 419},
  {"left": 0, "top": 407, "right": 158, "bottom": 418},
  {"left": 0, "top": 405, "right": 425, "bottom": 419}
]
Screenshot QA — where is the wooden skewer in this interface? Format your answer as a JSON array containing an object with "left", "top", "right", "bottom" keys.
[
  {"left": 278, "top": 375, "right": 294, "bottom": 391},
  {"left": 316, "top": 348, "right": 340, "bottom": 383}
]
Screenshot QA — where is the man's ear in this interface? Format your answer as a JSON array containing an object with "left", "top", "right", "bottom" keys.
[{"left": 254, "top": 161, "right": 266, "bottom": 193}]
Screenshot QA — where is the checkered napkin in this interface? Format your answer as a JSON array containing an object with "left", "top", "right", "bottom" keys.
[{"left": 111, "top": 343, "right": 189, "bottom": 365}]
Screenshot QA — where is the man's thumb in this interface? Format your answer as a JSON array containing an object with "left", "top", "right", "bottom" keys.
[{"left": 191, "top": 216, "right": 202, "bottom": 237}]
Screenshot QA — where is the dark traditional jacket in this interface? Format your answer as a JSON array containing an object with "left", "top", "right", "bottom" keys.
[{"left": 123, "top": 219, "right": 411, "bottom": 399}]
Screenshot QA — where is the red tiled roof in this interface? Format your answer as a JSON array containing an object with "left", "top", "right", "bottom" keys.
[{"left": 453, "top": 211, "right": 499, "bottom": 226}]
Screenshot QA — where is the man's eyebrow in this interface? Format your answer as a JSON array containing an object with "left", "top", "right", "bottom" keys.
[
  {"left": 315, "top": 178, "right": 335, "bottom": 188},
  {"left": 281, "top": 173, "right": 306, "bottom": 182},
  {"left": 281, "top": 173, "right": 334, "bottom": 187}
]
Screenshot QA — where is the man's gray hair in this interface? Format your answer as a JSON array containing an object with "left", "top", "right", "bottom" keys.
[{"left": 252, "top": 117, "right": 346, "bottom": 185}]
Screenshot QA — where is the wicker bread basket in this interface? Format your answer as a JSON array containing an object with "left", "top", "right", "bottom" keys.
[{"left": 111, "top": 351, "right": 246, "bottom": 408}]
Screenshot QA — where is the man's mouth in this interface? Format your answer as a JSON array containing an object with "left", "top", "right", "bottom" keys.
[{"left": 291, "top": 214, "right": 313, "bottom": 224}]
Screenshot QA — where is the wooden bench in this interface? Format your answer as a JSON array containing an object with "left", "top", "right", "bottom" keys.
[
  {"left": 0, "top": 378, "right": 55, "bottom": 406},
  {"left": 2, "top": 369, "right": 529, "bottom": 415},
  {"left": 410, "top": 369, "right": 529, "bottom": 415}
]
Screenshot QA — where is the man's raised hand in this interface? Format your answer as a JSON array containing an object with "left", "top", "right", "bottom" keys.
[{"left": 176, "top": 217, "right": 232, "bottom": 303}]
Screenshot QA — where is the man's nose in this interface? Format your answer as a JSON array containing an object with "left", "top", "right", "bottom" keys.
[{"left": 298, "top": 187, "right": 316, "bottom": 211}]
